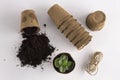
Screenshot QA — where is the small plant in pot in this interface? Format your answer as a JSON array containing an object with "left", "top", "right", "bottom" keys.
[{"left": 53, "top": 53, "right": 75, "bottom": 74}]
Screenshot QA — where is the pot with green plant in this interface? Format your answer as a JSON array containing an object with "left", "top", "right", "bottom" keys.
[{"left": 53, "top": 53, "right": 75, "bottom": 74}]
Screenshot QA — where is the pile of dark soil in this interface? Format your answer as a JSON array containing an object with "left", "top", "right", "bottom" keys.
[{"left": 17, "top": 27, "right": 55, "bottom": 67}]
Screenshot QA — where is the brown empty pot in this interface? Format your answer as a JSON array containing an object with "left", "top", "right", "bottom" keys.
[
  {"left": 21, "top": 10, "right": 40, "bottom": 32},
  {"left": 86, "top": 11, "right": 106, "bottom": 31},
  {"left": 48, "top": 4, "right": 72, "bottom": 27}
]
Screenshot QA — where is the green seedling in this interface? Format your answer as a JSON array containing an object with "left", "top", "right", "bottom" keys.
[{"left": 54, "top": 54, "right": 74, "bottom": 73}]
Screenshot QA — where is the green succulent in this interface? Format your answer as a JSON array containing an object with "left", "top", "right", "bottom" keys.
[{"left": 54, "top": 54, "right": 74, "bottom": 73}]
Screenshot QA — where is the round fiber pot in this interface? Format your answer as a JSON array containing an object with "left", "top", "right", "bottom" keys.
[{"left": 53, "top": 53, "right": 75, "bottom": 74}]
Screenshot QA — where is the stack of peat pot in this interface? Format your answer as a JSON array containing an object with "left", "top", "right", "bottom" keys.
[{"left": 48, "top": 4, "right": 92, "bottom": 50}]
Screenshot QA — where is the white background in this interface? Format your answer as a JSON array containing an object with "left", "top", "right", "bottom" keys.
[{"left": 0, "top": 0, "right": 120, "bottom": 80}]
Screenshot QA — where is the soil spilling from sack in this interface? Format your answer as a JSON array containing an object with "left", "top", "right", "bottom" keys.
[{"left": 17, "top": 27, "right": 55, "bottom": 67}]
